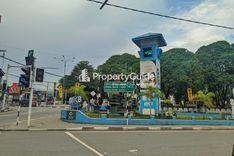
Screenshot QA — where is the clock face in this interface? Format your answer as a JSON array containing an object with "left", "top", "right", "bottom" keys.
[{"left": 143, "top": 47, "right": 153, "bottom": 58}]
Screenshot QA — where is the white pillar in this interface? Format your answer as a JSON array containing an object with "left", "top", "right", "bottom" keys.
[{"left": 231, "top": 99, "right": 234, "bottom": 119}]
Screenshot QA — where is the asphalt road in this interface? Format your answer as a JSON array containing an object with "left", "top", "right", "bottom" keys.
[
  {"left": 0, "top": 131, "right": 234, "bottom": 156},
  {"left": 0, "top": 107, "right": 60, "bottom": 125}
]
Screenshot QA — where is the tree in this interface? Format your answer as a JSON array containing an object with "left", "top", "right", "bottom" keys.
[
  {"left": 97, "top": 53, "right": 139, "bottom": 92},
  {"left": 161, "top": 48, "right": 204, "bottom": 104},
  {"left": 196, "top": 41, "right": 234, "bottom": 108},
  {"left": 97, "top": 53, "right": 140, "bottom": 74},
  {"left": 60, "top": 61, "right": 96, "bottom": 90},
  {"left": 68, "top": 85, "right": 88, "bottom": 101}
]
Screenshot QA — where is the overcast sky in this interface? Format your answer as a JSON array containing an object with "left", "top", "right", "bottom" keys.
[{"left": 0, "top": 0, "right": 234, "bottom": 89}]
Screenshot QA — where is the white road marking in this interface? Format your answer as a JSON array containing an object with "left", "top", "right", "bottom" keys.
[
  {"left": 65, "top": 132, "right": 104, "bottom": 156},
  {"left": 128, "top": 149, "right": 138, "bottom": 153}
]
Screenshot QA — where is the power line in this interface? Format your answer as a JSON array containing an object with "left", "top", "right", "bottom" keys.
[
  {"left": 0, "top": 55, "right": 63, "bottom": 77},
  {"left": 100, "top": 0, "right": 108, "bottom": 10},
  {"left": 87, "top": 0, "right": 234, "bottom": 30}
]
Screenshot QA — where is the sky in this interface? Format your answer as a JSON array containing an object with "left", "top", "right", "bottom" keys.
[{"left": 0, "top": 0, "right": 234, "bottom": 90}]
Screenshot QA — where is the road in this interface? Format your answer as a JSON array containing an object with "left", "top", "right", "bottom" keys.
[
  {"left": 0, "top": 131, "right": 234, "bottom": 156},
  {"left": 0, "top": 107, "right": 60, "bottom": 126}
]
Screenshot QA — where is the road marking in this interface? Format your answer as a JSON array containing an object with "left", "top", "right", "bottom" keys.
[
  {"left": 128, "top": 149, "right": 138, "bottom": 153},
  {"left": 65, "top": 132, "right": 104, "bottom": 156},
  {"left": 232, "top": 144, "right": 234, "bottom": 156}
]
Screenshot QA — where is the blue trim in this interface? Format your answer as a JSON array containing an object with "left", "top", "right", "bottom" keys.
[
  {"left": 132, "top": 33, "right": 167, "bottom": 48},
  {"left": 61, "top": 110, "right": 234, "bottom": 126}
]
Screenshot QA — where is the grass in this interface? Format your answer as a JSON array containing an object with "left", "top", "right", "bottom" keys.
[{"left": 85, "top": 112, "right": 226, "bottom": 120}]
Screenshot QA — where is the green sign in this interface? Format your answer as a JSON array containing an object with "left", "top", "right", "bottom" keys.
[
  {"left": 104, "top": 82, "right": 136, "bottom": 92},
  {"left": 143, "top": 47, "right": 153, "bottom": 57},
  {"left": 28, "top": 50, "right": 34, "bottom": 57}
]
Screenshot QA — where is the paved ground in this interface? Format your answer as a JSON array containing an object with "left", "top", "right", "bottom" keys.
[
  {"left": 0, "top": 107, "right": 61, "bottom": 126},
  {"left": 0, "top": 131, "right": 234, "bottom": 156}
]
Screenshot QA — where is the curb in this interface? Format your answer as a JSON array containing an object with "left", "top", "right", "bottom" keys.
[{"left": 1, "top": 126, "right": 234, "bottom": 131}]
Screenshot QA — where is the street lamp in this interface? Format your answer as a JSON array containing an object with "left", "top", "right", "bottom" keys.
[
  {"left": 54, "top": 55, "right": 75, "bottom": 104},
  {"left": 0, "top": 50, "right": 6, "bottom": 68}
]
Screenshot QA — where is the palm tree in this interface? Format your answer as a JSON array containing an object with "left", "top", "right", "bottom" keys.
[
  {"left": 194, "top": 91, "right": 215, "bottom": 109},
  {"left": 68, "top": 85, "right": 88, "bottom": 101}
]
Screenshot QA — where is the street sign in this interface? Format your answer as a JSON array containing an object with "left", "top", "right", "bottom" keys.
[
  {"left": 187, "top": 88, "right": 193, "bottom": 102},
  {"left": 104, "top": 82, "right": 136, "bottom": 92},
  {"left": 58, "top": 85, "right": 63, "bottom": 98},
  {"left": 90, "top": 91, "right": 96, "bottom": 97},
  {"left": 75, "top": 82, "right": 80, "bottom": 88},
  {"left": 67, "top": 111, "right": 76, "bottom": 120},
  {"left": 28, "top": 50, "right": 34, "bottom": 57},
  {"left": 74, "top": 96, "right": 82, "bottom": 103}
]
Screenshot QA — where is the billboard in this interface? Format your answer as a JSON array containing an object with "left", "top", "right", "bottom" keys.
[{"left": 140, "top": 60, "right": 159, "bottom": 89}]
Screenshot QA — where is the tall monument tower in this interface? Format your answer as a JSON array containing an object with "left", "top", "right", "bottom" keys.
[{"left": 132, "top": 33, "right": 167, "bottom": 115}]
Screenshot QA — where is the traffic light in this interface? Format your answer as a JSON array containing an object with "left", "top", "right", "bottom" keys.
[
  {"left": 25, "top": 50, "right": 35, "bottom": 67},
  {"left": 35, "top": 68, "right": 44, "bottom": 82},
  {"left": 19, "top": 67, "right": 30, "bottom": 88},
  {"left": 2, "top": 80, "right": 6, "bottom": 91}
]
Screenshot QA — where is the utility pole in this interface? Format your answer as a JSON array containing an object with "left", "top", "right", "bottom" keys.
[
  {"left": 54, "top": 56, "right": 75, "bottom": 104},
  {"left": 45, "top": 82, "right": 49, "bottom": 106},
  {"left": 63, "top": 57, "right": 66, "bottom": 104}
]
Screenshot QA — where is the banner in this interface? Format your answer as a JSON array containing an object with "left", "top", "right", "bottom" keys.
[{"left": 140, "top": 60, "right": 159, "bottom": 89}]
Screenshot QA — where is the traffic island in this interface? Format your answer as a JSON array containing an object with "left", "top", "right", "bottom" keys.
[{"left": 61, "top": 110, "right": 234, "bottom": 126}]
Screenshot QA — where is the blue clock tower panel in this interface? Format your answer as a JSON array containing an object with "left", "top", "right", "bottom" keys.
[{"left": 132, "top": 33, "right": 167, "bottom": 115}]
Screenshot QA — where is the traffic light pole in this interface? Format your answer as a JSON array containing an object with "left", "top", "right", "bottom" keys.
[
  {"left": 27, "top": 66, "right": 34, "bottom": 127},
  {"left": 1, "top": 64, "right": 9, "bottom": 111}
]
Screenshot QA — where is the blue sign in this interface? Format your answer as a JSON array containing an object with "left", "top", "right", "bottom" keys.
[{"left": 139, "top": 96, "right": 158, "bottom": 115}]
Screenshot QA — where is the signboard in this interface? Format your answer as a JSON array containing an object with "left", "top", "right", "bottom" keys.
[
  {"left": 104, "top": 82, "right": 136, "bottom": 92},
  {"left": 139, "top": 96, "right": 158, "bottom": 115},
  {"left": 58, "top": 85, "right": 63, "bottom": 98},
  {"left": 90, "top": 91, "right": 96, "bottom": 97},
  {"left": 140, "top": 60, "right": 158, "bottom": 89},
  {"left": 9, "top": 83, "right": 20, "bottom": 94},
  {"left": 66, "top": 111, "right": 76, "bottom": 120},
  {"left": 143, "top": 47, "right": 153, "bottom": 58},
  {"left": 187, "top": 88, "right": 193, "bottom": 102},
  {"left": 75, "top": 82, "right": 80, "bottom": 88}
]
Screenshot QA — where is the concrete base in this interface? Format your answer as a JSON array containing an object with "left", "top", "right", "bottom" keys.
[{"left": 61, "top": 110, "right": 234, "bottom": 126}]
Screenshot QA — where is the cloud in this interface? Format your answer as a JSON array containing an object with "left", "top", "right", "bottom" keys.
[
  {"left": 159, "top": 0, "right": 234, "bottom": 52},
  {"left": 0, "top": 0, "right": 233, "bottom": 85}
]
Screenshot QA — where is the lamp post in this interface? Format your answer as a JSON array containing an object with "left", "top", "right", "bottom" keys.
[{"left": 54, "top": 56, "right": 75, "bottom": 104}]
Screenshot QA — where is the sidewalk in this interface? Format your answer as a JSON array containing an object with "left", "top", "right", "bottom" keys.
[{"left": 1, "top": 114, "right": 234, "bottom": 131}]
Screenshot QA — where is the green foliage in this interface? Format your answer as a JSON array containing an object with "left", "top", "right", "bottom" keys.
[
  {"left": 97, "top": 53, "right": 140, "bottom": 74},
  {"left": 60, "top": 61, "right": 96, "bottom": 90},
  {"left": 60, "top": 40, "right": 233, "bottom": 109},
  {"left": 196, "top": 41, "right": 234, "bottom": 107},
  {"left": 193, "top": 91, "right": 215, "bottom": 109},
  {"left": 142, "top": 86, "right": 164, "bottom": 101},
  {"left": 161, "top": 48, "right": 204, "bottom": 103},
  {"left": 68, "top": 85, "right": 88, "bottom": 101}
]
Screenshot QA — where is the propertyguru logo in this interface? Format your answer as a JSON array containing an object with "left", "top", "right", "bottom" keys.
[{"left": 92, "top": 72, "right": 156, "bottom": 82}]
